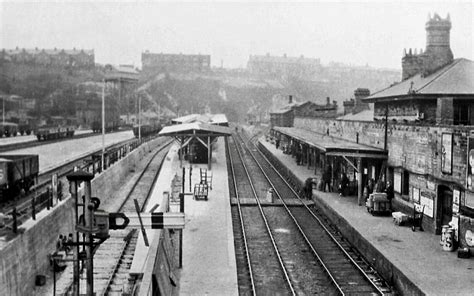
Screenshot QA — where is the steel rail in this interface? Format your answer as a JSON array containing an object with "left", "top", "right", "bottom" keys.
[
  {"left": 232, "top": 134, "right": 296, "bottom": 296},
  {"left": 61, "top": 139, "right": 172, "bottom": 296},
  {"left": 237, "top": 132, "right": 345, "bottom": 295},
  {"left": 226, "top": 136, "right": 257, "bottom": 296},
  {"left": 250, "top": 135, "right": 387, "bottom": 295},
  {"left": 117, "top": 139, "right": 173, "bottom": 212}
]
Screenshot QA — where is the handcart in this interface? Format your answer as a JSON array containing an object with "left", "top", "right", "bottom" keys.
[
  {"left": 412, "top": 204, "right": 425, "bottom": 231},
  {"left": 193, "top": 183, "right": 208, "bottom": 201},
  {"left": 366, "top": 192, "right": 391, "bottom": 215}
]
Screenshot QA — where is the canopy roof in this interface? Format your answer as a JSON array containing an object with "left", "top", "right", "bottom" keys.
[
  {"left": 171, "top": 113, "right": 228, "bottom": 125},
  {"left": 159, "top": 122, "right": 231, "bottom": 137},
  {"left": 273, "top": 126, "right": 387, "bottom": 159}
]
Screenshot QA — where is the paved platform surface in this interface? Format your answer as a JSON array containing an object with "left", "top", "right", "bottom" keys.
[
  {"left": 260, "top": 137, "right": 474, "bottom": 295},
  {"left": 178, "top": 137, "right": 238, "bottom": 295}
]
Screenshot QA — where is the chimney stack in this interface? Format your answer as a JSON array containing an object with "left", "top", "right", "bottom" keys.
[
  {"left": 289, "top": 95, "right": 293, "bottom": 104},
  {"left": 326, "top": 97, "right": 330, "bottom": 106}
]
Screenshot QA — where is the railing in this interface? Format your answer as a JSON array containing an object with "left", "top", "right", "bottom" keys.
[{"left": 1, "top": 135, "right": 159, "bottom": 234}]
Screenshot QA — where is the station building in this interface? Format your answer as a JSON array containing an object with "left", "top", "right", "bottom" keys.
[{"left": 268, "top": 13, "right": 474, "bottom": 251}]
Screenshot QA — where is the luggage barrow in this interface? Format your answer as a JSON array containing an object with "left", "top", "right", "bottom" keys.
[
  {"left": 366, "top": 192, "right": 391, "bottom": 215},
  {"left": 412, "top": 204, "right": 425, "bottom": 231}
]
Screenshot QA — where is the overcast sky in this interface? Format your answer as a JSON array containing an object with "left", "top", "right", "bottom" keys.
[{"left": 1, "top": 0, "right": 472, "bottom": 70}]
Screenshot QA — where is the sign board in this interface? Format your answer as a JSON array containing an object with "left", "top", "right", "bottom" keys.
[
  {"left": 453, "top": 189, "right": 460, "bottom": 214},
  {"left": 467, "top": 137, "right": 474, "bottom": 190},
  {"left": 394, "top": 172, "right": 402, "bottom": 194},
  {"left": 441, "top": 133, "right": 453, "bottom": 174},
  {"left": 420, "top": 191, "right": 434, "bottom": 217},
  {"left": 413, "top": 187, "right": 420, "bottom": 204}
]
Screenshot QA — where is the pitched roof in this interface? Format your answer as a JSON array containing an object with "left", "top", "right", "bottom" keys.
[
  {"left": 3, "top": 48, "right": 94, "bottom": 56},
  {"left": 171, "top": 113, "right": 228, "bottom": 125},
  {"left": 159, "top": 122, "right": 231, "bottom": 136},
  {"left": 364, "top": 58, "right": 474, "bottom": 102},
  {"left": 273, "top": 126, "right": 387, "bottom": 158}
]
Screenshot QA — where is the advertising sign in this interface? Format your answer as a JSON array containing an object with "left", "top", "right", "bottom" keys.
[
  {"left": 420, "top": 191, "right": 434, "bottom": 218},
  {"left": 413, "top": 187, "right": 420, "bottom": 204},
  {"left": 394, "top": 172, "right": 402, "bottom": 194},
  {"left": 467, "top": 137, "right": 474, "bottom": 191},
  {"left": 441, "top": 133, "right": 453, "bottom": 174},
  {"left": 453, "top": 189, "right": 460, "bottom": 214}
]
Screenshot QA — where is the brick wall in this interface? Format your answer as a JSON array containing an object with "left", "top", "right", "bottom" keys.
[{"left": 294, "top": 117, "right": 472, "bottom": 232}]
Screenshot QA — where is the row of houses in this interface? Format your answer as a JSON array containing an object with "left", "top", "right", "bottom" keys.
[
  {"left": 268, "top": 14, "right": 474, "bottom": 252},
  {"left": 0, "top": 47, "right": 95, "bottom": 68}
]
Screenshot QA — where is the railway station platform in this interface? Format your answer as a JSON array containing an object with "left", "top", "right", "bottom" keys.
[
  {"left": 176, "top": 137, "right": 238, "bottom": 295},
  {"left": 259, "top": 137, "right": 474, "bottom": 295}
]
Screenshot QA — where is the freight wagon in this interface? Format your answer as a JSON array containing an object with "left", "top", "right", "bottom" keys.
[
  {"left": 0, "top": 154, "right": 39, "bottom": 201},
  {"left": 0, "top": 122, "right": 18, "bottom": 137},
  {"left": 36, "top": 126, "right": 75, "bottom": 141},
  {"left": 133, "top": 123, "right": 162, "bottom": 138}
]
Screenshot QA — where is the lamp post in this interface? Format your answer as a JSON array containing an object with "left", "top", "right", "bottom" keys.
[
  {"left": 138, "top": 93, "right": 141, "bottom": 142},
  {"left": 101, "top": 79, "right": 105, "bottom": 172},
  {"left": 2, "top": 96, "right": 4, "bottom": 126}
]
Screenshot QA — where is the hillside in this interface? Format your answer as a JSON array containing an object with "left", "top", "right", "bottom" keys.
[{"left": 136, "top": 65, "right": 400, "bottom": 122}]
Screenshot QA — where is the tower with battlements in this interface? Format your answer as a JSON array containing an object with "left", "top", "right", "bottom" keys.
[{"left": 401, "top": 13, "right": 454, "bottom": 80}]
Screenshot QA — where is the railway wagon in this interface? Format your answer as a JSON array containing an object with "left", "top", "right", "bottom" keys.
[
  {"left": 18, "top": 122, "right": 34, "bottom": 135},
  {"left": 36, "top": 126, "right": 75, "bottom": 141},
  {"left": 0, "top": 122, "right": 19, "bottom": 137},
  {"left": 0, "top": 154, "right": 39, "bottom": 200},
  {"left": 91, "top": 119, "right": 120, "bottom": 133},
  {"left": 133, "top": 123, "right": 162, "bottom": 138}
]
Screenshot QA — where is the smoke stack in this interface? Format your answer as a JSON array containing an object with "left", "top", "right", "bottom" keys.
[{"left": 289, "top": 95, "right": 293, "bottom": 104}]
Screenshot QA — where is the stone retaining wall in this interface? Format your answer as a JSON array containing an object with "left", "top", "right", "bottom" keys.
[{"left": 0, "top": 138, "right": 165, "bottom": 296}]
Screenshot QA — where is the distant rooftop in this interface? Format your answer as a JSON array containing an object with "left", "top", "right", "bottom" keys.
[
  {"left": 2, "top": 47, "right": 94, "bottom": 55},
  {"left": 249, "top": 54, "right": 321, "bottom": 65}
]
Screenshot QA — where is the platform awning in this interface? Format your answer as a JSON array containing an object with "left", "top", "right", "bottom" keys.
[
  {"left": 159, "top": 122, "right": 231, "bottom": 170},
  {"left": 273, "top": 126, "right": 387, "bottom": 159},
  {"left": 159, "top": 122, "right": 231, "bottom": 137}
]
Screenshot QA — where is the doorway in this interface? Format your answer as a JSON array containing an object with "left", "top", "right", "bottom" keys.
[{"left": 438, "top": 185, "right": 453, "bottom": 227}]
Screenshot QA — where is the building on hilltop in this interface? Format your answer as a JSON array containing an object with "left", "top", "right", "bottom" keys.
[
  {"left": 247, "top": 53, "right": 321, "bottom": 80},
  {"left": 402, "top": 13, "right": 454, "bottom": 80},
  {"left": 0, "top": 47, "right": 94, "bottom": 68},
  {"left": 141, "top": 51, "right": 211, "bottom": 74}
]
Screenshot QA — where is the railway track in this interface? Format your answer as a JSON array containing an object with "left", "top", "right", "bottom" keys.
[
  {"left": 59, "top": 139, "right": 172, "bottom": 295},
  {"left": 229, "top": 130, "right": 393, "bottom": 295},
  {"left": 0, "top": 136, "right": 166, "bottom": 231},
  {"left": 102, "top": 139, "right": 173, "bottom": 295}
]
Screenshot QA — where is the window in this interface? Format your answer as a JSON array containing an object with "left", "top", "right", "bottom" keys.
[{"left": 453, "top": 103, "right": 471, "bottom": 125}]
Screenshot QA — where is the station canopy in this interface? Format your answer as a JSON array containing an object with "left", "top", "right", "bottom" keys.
[
  {"left": 171, "top": 113, "right": 228, "bottom": 126},
  {"left": 159, "top": 122, "right": 231, "bottom": 137},
  {"left": 273, "top": 126, "right": 387, "bottom": 159},
  {"left": 159, "top": 121, "right": 231, "bottom": 169}
]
